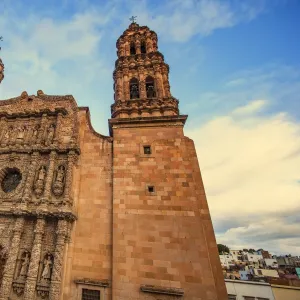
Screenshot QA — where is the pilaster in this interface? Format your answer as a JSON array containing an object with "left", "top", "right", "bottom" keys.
[
  {"left": 0, "top": 217, "right": 25, "bottom": 300},
  {"left": 23, "top": 151, "right": 40, "bottom": 201},
  {"left": 49, "top": 219, "right": 68, "bottom": 300},
  {"left": 23, "top": 218, "right": 46, "bottom": 300}
]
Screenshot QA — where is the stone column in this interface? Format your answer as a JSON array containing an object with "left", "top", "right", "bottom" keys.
[
  {"left": 53, "top": 113, "right": 62, "bottom": 145},
  {"left": 23, "top": 151, "right": 40, "bottom": 201},
  {"left": 41, "top": 151, "right": 56, "bottom": 206},
  {"left": 0, "top": 217, "right": 25, "bottom": 300},
  {"left": 23, "top": 218, "right": 46, "bottom": 300},
  {"left": 63, "top": 151, "right": 77, "bottom": 205},
  {"left": 135, "top": 40, "right": 141, "bottom": 54},
  {"left": 123, "top": 68, "right": 129, "bottom": 100},
  {"left": 161, "top": 65, "right": 171, "bottom": 97},
  {"left": 36, "top": 113, "right": 48, "bottom": 146},
  {"left": 49, "top": 219, "right": 68, "bottom": 300},
  {"left": 116, "top": 71, "right": 123, "bottom": 101},
  {"left": 138, "top": 67, "right": 146, "bottom": 99},
  {"left": 0, "top": 117, "right": 6, "bottom": 142},
  {"left": 154, "top": 65, "right": 163, "bottom": 98}
]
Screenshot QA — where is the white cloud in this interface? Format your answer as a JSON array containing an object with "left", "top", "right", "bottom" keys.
[
  {"left": 131, "top": 0, "right": 278, "bottom": 42},
  {"left": 186, "top": 97, "right": 300, "bottom": 254}
]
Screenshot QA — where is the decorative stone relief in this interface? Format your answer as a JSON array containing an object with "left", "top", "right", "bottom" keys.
[
  {"left": 18, "top": 251, "right": 30, "bottom": 279},
  {"left": 52, "top": 165, "right": 65, "bottom": 197},
  {"left": 40, "top": 253, "right": 53, "bottom": 283},
  {"left": 34, "top": 166, "right": 47, "bottom": 198}
]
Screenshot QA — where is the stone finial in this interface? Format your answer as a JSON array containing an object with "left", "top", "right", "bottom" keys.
[
  {"left": 21, "top": 91, "right": 28, "bottom": 99},
  {"left": 37, "top": 90, "right": 44, "bottom": 96}
]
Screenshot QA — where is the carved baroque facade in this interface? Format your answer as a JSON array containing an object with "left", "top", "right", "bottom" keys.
[{"left": 0, "top": 22, "right": 227, "bottom": 300}]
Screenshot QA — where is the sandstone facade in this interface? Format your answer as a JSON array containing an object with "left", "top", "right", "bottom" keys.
[{"left": 0, "top": 22, "right": 227, "bottom": 299}]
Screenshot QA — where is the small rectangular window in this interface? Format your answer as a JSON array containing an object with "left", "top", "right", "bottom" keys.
[
  {"left": 243, "top": 297, "right": 255, "bottom": 300},
  {"left": 82, "top": 288, "right": 100, "bottom": 300},
  {"left": 148, "top": 186, "right": 155, "bottom": 193},
  {"left": 228, "top": 295, "right": 237, "bottom": 300},
  {"left": 143, "top": 145, "right": 151, "bottom": 155}
]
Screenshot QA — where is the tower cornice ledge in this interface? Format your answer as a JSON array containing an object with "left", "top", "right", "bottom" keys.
[{"left": 108, "top": 115, "right": 187, "bottom": 136}]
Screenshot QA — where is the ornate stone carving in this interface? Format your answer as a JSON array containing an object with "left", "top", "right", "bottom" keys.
[
  {"left": 52, "top": 165, "right": 65, "bottom": 197},
  {"left": 0, "top": 217, "right": 25, "bottom": 299},
  {"left": 34, "top": 165, "right": 47, "bottom": 197},
  {"left": 23, "top": 218, "right": 45, "bottom": 300},
  {"left": 18, "top": 251, "right": 30, "bottom": 279},
  {"left": 40, "top": 253, "right": 53, "bottom": 283},
  {"left": 45, "top": 124, "right": 56, "bottom": 146},
  {"left": 49, "top": 219, "right": 68, "bottom": 300},
  {"left": 12, "top": 280, "right": 25, "bottom": 296},
  {"left": 111, "top": 98, "right": 179, "bottom": 118}
]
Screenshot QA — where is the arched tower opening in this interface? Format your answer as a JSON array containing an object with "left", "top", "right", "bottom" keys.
[
  {"left": 129, "top": 78, "right": 139, "bottom": 99},
  {"left": 141, "top": 41, "right": 146, "bottom": 54},
  {"left": 145, "top": 76, "right": 156, "bottom": 98},
  {"left": 130, "top": 42, "right": 136, "bottom": 55}
]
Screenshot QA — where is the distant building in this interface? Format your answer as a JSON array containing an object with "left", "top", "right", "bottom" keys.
[
  {"left": 225, "top": 279, "right": 275, "bottom": 300},
  {"left": 257, "top": 249, "right": 272, "bottom": 259},
  {"left": 251, "top": 268, "right": 279, "bottom": 278},
  {"left": 220, "top": 254, "right": 235, "bottom": 268},
  {"left": 243, "top": 252, "right": 263, "bottom": 263},
  {"left": 271, "top": 284, "right": 300, "bottom": 300},
  {"left": 261, "top": 258, "right": 279, "bottom": 269}
]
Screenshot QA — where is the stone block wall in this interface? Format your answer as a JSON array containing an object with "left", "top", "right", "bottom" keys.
[
  {"left": 62, "top": 108, "right": 113, "bottom": 300},
  {"left": 112, "top": 124, "right": 227, "bottom": 300}
]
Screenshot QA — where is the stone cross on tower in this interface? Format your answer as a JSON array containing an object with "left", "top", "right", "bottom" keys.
[
  {"left": 129, "top": 16, "right": 137, "bottom": 23},
  {"left": 0, "top": 36, "right": 4, "bottom": 84}
]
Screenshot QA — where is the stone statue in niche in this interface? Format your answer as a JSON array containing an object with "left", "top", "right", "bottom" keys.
[
  {"left": 52, "top": 165, "right": 66, "bottom": 196},
  {"left": 45, "top": 124, "right": 55, "bottom": 146},
  {"left": 16, "top": 126, "right": 26, "bottom": 144},
  {"left": 1, "top": 127, "right": 11, "bottom": 145},
  {"left": 31, "top": 125, "right": 40, "bottom": 144},
  {"left": 40, "top": 254, "right": 53, "bottom": 282},
  {"left": 34, "top": 166, "right": 47, "bottom": 197},
  {"left": 18, "top": 252, "right": 30, "bottom": 279}
]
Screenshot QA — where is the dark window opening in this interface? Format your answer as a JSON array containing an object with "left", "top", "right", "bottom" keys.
[
  {"left": 82, "top": 288, "right": 100, "bottom": 300},
  {"left": 130, "top": 78, "right": 139, "bottom": 99},
  {"left": 130, "top": 42, "right": 136, "bottom": 55},
  {"left": 141, "top": 41, "right": 146, "bottom": 53},
  {"left": 145, "top": 76, "right": 156, "bottom": 98},
  {"left": 144, "top": 146, "right": 151, "bottom": 155},
  {"left": 148, "top": 186, "right": 155, "bottom": 193}
]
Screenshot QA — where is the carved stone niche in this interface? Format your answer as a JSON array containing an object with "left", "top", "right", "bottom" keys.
[
  {"left": 52, "top": 164, "right": 66, "bottom": 197},
  {"left": 34, "top": 165, "right": 48, "bottom": 198},
  {"left": 0, "top": 167, "right": 23, "bottom": 198},
  {"left": 12, "top": 250, "right": 30, "bottom": 296},
  {"left": 36, "top": 252, "right": 54, "bottom": 299}
]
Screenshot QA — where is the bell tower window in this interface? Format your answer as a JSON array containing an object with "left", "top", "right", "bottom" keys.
[
  {"left": 146, "top": 76, "right": 156, "bottom": 98},
  {"left": 141, "top": 41, "right": 146, "bottom": 54},
  {"left": 130, "top": 42, "right": 136, "bottom": 55},
  {"left": 130, "top": 78, "right": 140, "bottom": 99}
]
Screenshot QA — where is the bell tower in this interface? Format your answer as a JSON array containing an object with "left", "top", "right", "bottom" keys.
[
  {"left": 110, "top": 19, "right": 179, "bottom": 120},
  {"left": 109, "top": 20, "right": 227, "bottom": 300}
]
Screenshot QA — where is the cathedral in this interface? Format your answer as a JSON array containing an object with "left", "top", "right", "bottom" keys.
[{"left": 0, "top": 22, "right": 227, "bottom": 300}]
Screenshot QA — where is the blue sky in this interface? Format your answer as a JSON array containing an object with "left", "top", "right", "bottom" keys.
[{"left": 1, "top": 0, "right": 300, "bottom": 255}]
